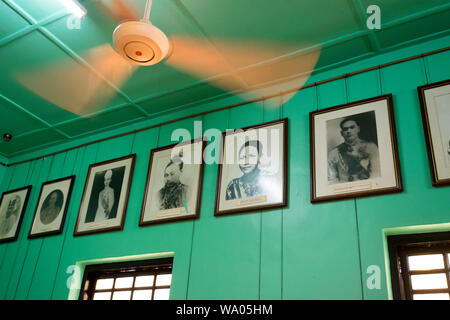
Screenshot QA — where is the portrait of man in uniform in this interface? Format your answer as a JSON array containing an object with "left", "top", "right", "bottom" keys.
[
  {"left": 311, "top": 95, "right": 402, "bottom": 202},
  {"left": 74, "top": 155, "right": 135, "bottom": 236},
  {"left": 327, "top": 111, "right": 381, "bottom": 185},
  {"left": 85, "top": 167, "right": 125, "bottom": 223}
]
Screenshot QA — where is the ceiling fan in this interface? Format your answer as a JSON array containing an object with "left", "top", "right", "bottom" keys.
[{"left": 16, "top": 0, "right": 321, "bottom": 115}]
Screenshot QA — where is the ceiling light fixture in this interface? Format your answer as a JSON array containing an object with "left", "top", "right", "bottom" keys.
[
  {"left": 58, "top": 0, "right": 87, "bottom": 19},
  {"left": 113, "top": 0, "right": 170, "bottom": 66}
]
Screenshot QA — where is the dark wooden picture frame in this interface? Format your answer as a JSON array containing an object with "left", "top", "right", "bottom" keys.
[
  {"left": 0, "top": 185, "right": 32, "bottom": 244},
  {"left": 139, "top": 138, "right": 206, "bottom": 226},
  {"left": 28, "top": 175, "right": 75, "bottom": 239},
  {"left": 310, "top": 94, "right": 402, "bottom": 203},
  {"left": 214, "top": 118, "right": 288, "bottom": 216},
  {"left": 418, "top": 79, "right": 450, "bottom": 187},
  {"left": 74, "top": 154, "right": 136, "bottom": 237}
]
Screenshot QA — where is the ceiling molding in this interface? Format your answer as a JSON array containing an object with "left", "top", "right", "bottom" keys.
[
  {"left": 4, "top": 26, "right": 449, "bottom": 147},
  {"left": 53, "top": 102, "right": 137, "bottom": 127},
  {"left": 128, "top": 2, "right": 450, "bottom": 108},
  {"left": 382, "top": 2, "right": 450, "bottom": 29},
  {"left": 5, "top": 27, "right": 449, "bottom": 146},
  {"left": 170, "top": 0, "right": 249, "bottom": 89},
  {"left": 0, "top": 9, "right": 69, "bottom": 47},
  {"left": 38, "top": 28, "right": 150, "bottom": 117},
  {"left": 5, "top": 45, "right": 449, "bottom": 163},
  {"left": 3, "top": 0, "right": 150, "bottom": 118},
  {"left": 0, "top": 24, "right": 37, "bottom": 47},
  {"left": 0, "top": 92, "right": 71, "bottom": 138},
  {"left": 350, "top": 0, "right": 381, "bottom": 52},
  {"left": 0, "top": 0, "right": 449, "bottom": 156},
  {"left": 2, "top": 0, "right": 448, "bottom": 118}
]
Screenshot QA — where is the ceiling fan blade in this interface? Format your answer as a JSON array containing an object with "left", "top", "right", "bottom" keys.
[
  {"left": 90, "top": 0, "right": 141, "bottom": 23},
  {"left": 15, "top": 44, "right": 137, "bottom": 115},
  {"left": 166, "top": 36, "right": 321, "bottom": 104}
]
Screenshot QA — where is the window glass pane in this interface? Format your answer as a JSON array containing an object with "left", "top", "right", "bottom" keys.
[
  {"left": 83, "top": 259, "right": 173, "bottom": 300},
  {"left": 93, "top": 292, "right": 111, "bottom": 300},
  {"left": 414, "top": 293, "right": 450, "bottom": 300},
  {"left": 408, "top": 254, "right": 444, "bottom": 271},
  {"left": 84, "top": 280, "right": 90, "bottom": 291},
  {"left": 153, "top": 288, "right": 170, "bottom": 300},
  {"left": 95, "top": 279, "right": 114, "bottom": 290},
  {"left": 135, "top": 275, "right": 154, "bottom": 288},
  {"left": 155, "top": 274, "right": 172, "bottom": 286},
  {"left": 112, "top": 291, "right": 132, "bottom": 300},
  {"left": 132, "top": 290, "right": 153, "bottom": 300},
  {"left": 411, "top": 273, "right": 448, "bottom": 290},
  {"left": 114, "top": 277, "right": 134, "bottom": 289}
]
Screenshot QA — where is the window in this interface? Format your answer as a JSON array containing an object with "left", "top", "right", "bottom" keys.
[
  {"left": 388, "top": 232, "right": 450, "bottom": 300},
  {"left": 79, "top": 258, "right": 173, "bottom": 300}
]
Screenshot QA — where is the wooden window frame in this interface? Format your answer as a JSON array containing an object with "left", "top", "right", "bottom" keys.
[
  {"left": 388, "top": 231, "right": 450, "bottom": 300},
  {"left": 79, "top": 258, "right": 173, "bottom": 300}
]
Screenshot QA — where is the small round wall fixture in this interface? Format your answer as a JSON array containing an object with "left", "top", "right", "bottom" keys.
[{"left": 3, "top": 133, "right": 12, "bottom": 142}]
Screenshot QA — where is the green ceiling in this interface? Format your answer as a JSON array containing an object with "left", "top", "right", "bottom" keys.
[{"left": 0, "top": 0, "right": 449, "bottom": 157}]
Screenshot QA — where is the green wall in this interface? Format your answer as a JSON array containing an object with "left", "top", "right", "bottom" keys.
[
  {"left": 0, "top": 155, "right": 7, "bottom": 184},
  {"left": 0, "top": 164, "right": 5, "bottom": 186},
  {"left": 0, "top": 35, "right": 449, "bottom": 300}
]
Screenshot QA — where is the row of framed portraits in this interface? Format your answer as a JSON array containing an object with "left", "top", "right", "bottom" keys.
[{"left": 0, "top": 79, "right": 449, "bottom": 243}]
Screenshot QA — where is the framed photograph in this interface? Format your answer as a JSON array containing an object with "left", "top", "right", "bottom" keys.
[
  {"left": 310, "top": 94, "right": 402, "bottom": 203},
  {"left": 28, "top": 176, "right": 75, "bottom": 239},
  {"left": 140, "top": 138, "right": 205, "bottom": 226},
  {"left": 74, "top": 154, "right": 136, "bottom": 236},
  {"left": 0, "top": 186, "right": 31, "bottom": 243},
  {"left": 215, "top": 118, "right": 288, "bottom": 216},
  {"left": 418, "top": 79, "right": 450, "bottom": 187}
]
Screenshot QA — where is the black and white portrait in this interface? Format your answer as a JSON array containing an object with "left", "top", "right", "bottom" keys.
[
  {"left": 418, "top": 80, "right": 450, "bottom": 186},
  {"left": 140, "top": 139, "right": 204, "bottom": 226},
  {"left": 40, "top": 190, "right": 63, "bottom": 224},
  {"left": 157, "top": 156, "right": 190, "bottom": 210},
  {"left": 447, "top": 139, "right": 450, "bottom": 164},
  {"left": 215, "top": 119, "right": 288, "bottom": 216},
  {"left": 0, "top": 195, "right": 22, "bottom": 236},
  {"left": 74, "top": 155, "right": 135, "bottom": 236},
  {"left": 225, "top": 140, "right": 269, "bottom": 200},
  {"left": 327, "top": 111, "right": 380, "bottom": 185},
  {"left": 85, "top": 167, "right": 125, "bottom": 223},
  {"left": 29, "top": 176, "right": 74, "bottom": 239},
  {"left": 434, "top": 93, "right": 450, "bottom": 168},
  {"left": 0, "top": 186, "right": 31, "bottom": 243},
  {"left": 311, "top": 95, "right": 402, "bottom": 202}
]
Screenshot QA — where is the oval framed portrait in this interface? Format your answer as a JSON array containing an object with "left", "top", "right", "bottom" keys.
[{"left": 28, "top": 176, "right": 75, "bottom": 239}]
